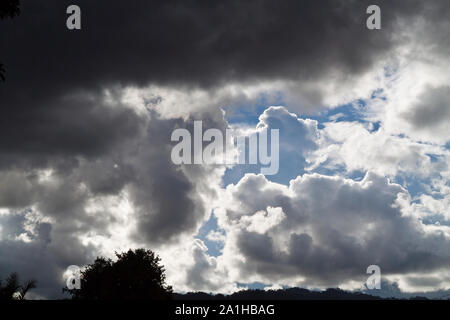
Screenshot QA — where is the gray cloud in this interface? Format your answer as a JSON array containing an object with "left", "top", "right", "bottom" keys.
[
  {"left": 404, "top": 86, "right": 450, "bottom": 131},
  {"left": 0, "top": 93, "right": 228, "bottom": 297},
  {"left": 126, "top": 112, "right": 227, "bottom": 245},
  {"left": 0, "top": 210, "right": 97, "bottom": 298},
  {"left": 217, "top": 172, "right": 450, "bottom": 287}
]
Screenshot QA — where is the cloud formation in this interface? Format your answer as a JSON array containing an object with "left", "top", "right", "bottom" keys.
[
  {"left": 1, "top": 0, "right": 450, "bottom": 298},
  {"left": 214, "top": 172, "right": 450, "bottom": 289}
]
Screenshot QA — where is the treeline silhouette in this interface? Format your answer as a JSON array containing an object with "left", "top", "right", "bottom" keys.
[
  {"left": 0, "top": 248, "right": 437, "bottom": 300},
  {"left": 64, "top": 248, "right": 403, "bottom": 300},
  {"left": 174, "top": 288, "right": 382, "bottom": 300},
  {"left": 174, "top": 288, "right": 430, "bottom": 300}
]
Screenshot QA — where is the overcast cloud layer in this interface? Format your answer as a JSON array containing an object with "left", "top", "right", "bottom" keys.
[{"left": 1, "top": 1, "right": 450, "bottom": 298}]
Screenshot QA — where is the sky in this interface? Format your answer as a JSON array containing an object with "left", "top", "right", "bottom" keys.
[{"left": 0, "top": 0, "right": 450, "bottom": 299}]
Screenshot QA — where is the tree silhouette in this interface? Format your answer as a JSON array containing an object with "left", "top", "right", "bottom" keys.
[
  {"left": 64, "top": 249, "right": 173, "bottom": 300},
  {"left": 0, "top": 0, "right": 20, "bottom": 81},
  {"left": 0, "top": 272, "right": 37, "bottom": 300}
]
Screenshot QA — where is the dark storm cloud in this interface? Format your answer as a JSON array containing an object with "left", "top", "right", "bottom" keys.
[
  {"left": 0, "top": 0, "right": 430, "bottom": 91},
  {"left": 1, "top": 0, "right": 448, "bottom": 161},
  {"left": 0, "top": 91, "right": 144, "bottom": 170}
]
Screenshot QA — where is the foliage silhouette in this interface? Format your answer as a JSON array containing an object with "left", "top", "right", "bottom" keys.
[
  {"left": 0, "top": 0, "right": 20, "bottom": 19},
  {"left": 0, "top": 272, "right": 36, "bottom": 300},
  {"left": 0, "top": 0, "right": 20, "bottom": 81},
  {"left": 64, "top": 249, "right": 172, "bottom": 300}
]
